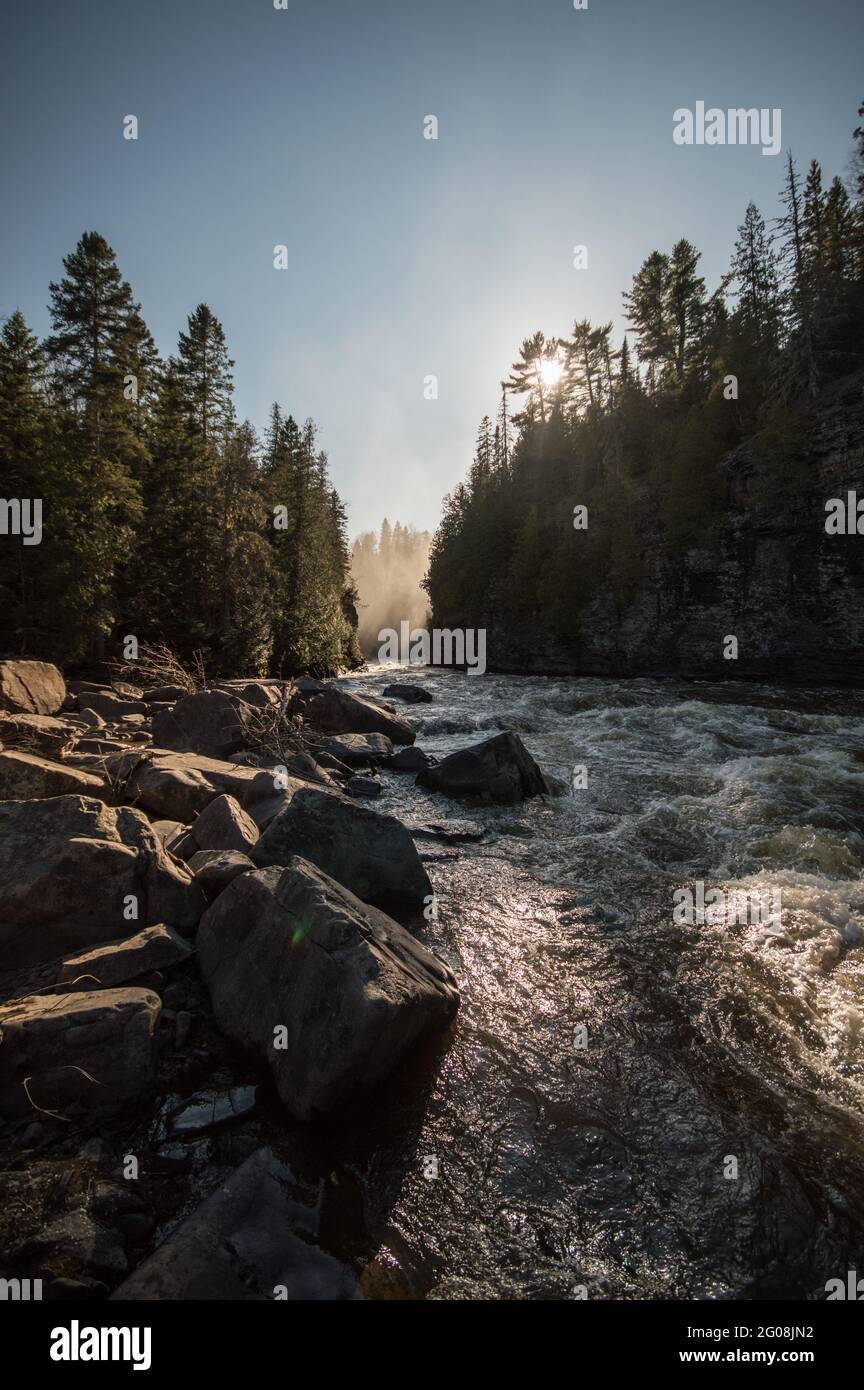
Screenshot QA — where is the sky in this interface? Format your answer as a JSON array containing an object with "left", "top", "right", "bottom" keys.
[{"left": 1, "top": 0, "right": 862, "bottom": 536}]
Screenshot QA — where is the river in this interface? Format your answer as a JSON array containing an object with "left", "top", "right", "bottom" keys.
[{"left": 321, "top": 664, "right": 864, "bottom": 1300}]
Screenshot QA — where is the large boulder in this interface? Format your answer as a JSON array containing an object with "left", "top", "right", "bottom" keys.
[
  {"left": 0, "top": 988, "right": 160, "bottom": 1119},
  {"left": 0, "top": 750, "right": 105, "bottom": 801},
  {"left": 252, "top": 786, "right": 432, "bottom": 909},
  {"left": 0, "top": 796, "right": 205, "bottom": 970},
  {"left": 150, "top": 690, "right": 254, "bottom": 759},
  {"left": 198, "top": 858, "right": 459, "bottom": 1122},
  {"left": 291, "top": 679, "right": 415, "bottom": 745},
  {"left": 125, "top": 750, "right": 272, "bottom": 821},
  {"left": 0, "top": 660, "right": 66, "bottom": 716},
  {"left": 416, "top": 731, "right": 550, "bottom": 803},
  {"left": 111, "top": 1147, "right": 357, "bottom": 1300}
]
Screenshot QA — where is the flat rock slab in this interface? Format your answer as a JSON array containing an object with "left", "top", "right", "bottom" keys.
[
  {"left": 0, "top": 749, "right": 105, "bottom": 800},
  {"left": 55, "top": 925, "right": 193, "bottom": 992},
  {"left": 0, "top": 795, "right": 205, "bottom": 970},
  {"left": 0, "top": 713, "right": 77, "bottom": 756},
  {"left": 0, "top": 987, "right": 160, "bottom": 1119},
  {"left": 0, "top": 660, "right": 66, "bottom": 716},
  {"left": 198, "top": 857, "right": 459, "bottom": 1122},
  {"left": 79, "top": 692, "right": 149, "bottom": 721},
  {"left": 252, "top": 785, "right": 432, "bottom": 910},
  {"left": 111, "top": 1146, "right": 358, "bottom": 1300}
]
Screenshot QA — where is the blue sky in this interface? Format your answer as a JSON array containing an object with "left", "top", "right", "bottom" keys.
[{"left": 2, "top": 0, "right": 862, "bottom": 533}]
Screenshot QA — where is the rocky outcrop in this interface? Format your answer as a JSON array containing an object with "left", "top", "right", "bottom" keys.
[
  {"left": 0, "top": 796, "right": 205, "bottom": 970},
  {"left": 0, "top": 988, "right": 161, "bottom": 1119},
  {"left": 125, "top": 750, "right": 271, "bottom": 821},
  {"left": 0, "top": 713, "right": 77, "bottom": 756},
  {"left": 111, "top": 1147, "right": 357, "bottom": 1300},
  {"left": 0, "top": 660, "right": 66, "bottom": 716},
  {"left": 197, "top": 858, "right": 459, "bottom": 1121},
  {"left": 291, "top": 678, "right": 415, "bottom": 745},
  {"left": 416, "top": 731, "right": 550, "bottom": 803},
  {"left": 252, "top": 786, "right": 432, "bottom": 909}
]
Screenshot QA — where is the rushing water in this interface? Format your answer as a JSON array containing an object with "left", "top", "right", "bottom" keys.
[{"left": 321, "top": 665, "right": 864, "bottom": 1300}]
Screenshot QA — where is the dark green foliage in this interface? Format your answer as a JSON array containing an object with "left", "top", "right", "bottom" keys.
[
  {"left": 425, "top": 106, "right": 864, "bottom": 655},
  {"left": 0, "top": 236, "right": 358, "bottom": 676}
]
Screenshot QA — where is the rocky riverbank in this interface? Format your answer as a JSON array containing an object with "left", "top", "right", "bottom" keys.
[{"left": 0, "top": 659, "right": 549, "bottom": 1300}]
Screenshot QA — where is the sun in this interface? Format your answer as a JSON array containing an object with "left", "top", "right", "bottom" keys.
[{"left": 539, "top": 356, "right": 564, "bottom": 388}]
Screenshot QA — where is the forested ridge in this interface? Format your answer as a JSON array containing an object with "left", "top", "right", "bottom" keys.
[
  {"left": 424, "top": 106, "right": 864, "bottom": 679},
  {"left": 0, "top": 233, "right": 361, "bottom": 676}
]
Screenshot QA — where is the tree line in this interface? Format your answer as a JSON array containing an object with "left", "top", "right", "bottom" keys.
[
  {"left": 425, "top": 104, "right": 864, "bottom": 646},
  {"left": 0, "top": 233, "right": 360, "bottom": 676}
]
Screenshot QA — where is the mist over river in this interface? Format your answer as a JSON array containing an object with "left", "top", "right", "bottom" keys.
[{"left": 327, "top": 665, "right": 864, "bottom": 1299}]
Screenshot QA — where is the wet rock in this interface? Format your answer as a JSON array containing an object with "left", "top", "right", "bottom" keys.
[
  {"left": 188, "top": 849, "right": 256, "bottom": 895},
  {"left": 291, "top": 679, "right": 415, "bottom": 745},
  {"left": 197, "top": 858, "right": 459, "bottom": 1121},
  {"left": 0, "top": 750, "right": 106, "bottom": 800},
  {"left": 0, "top": 796, "right": 205, "bottom": 969},
  {"left": 125, "top": 749, "right": 272, "bottom": 822},
  {"left": 0, "top": 988, "right": 161, "bottom": 1119},
  {"left": 345, "top": 775, "right": 381, "bottom": 799},
  {"left": 166, "top": 1085, "right": 257, "bottom": 1137},
  {"left": 389, "top": 745, "right": 432, "bottom": 772},
  {"left": 54, "top": 925, "right": 193, "bottom": 992},
  {"left": 311, "top": 732, "right": 393, "bottom": 765},
  {"left": 416, "top": 731, "right": 550, "bottom": 803},
  {"left": 0, "top": 660, "right": 66, "bottom": 716},
  {"left": 190, "top": 792, "right": 259, "bottom": 854},
  {"left": 150, "top": 690, "right": 254, "bottom": 759},
  {"left": 111, "top": 1146, "right": 358, "bottom": 1300},
  {"left": 408, "top": 819, "right": 486, "bottom": 843},
  {"left": 252, "top": 786, "right": 432, "bottom": 909},
  {"left": 382, "top": 683, "right": 433, "bottom": 704}
]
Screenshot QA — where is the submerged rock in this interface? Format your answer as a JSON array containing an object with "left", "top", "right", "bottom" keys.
[
  {"left": 383, "top": 683, "right": 433, "bottom": 704},
  {"left": 416, "top": 731, "right": 550, "bottom": 803},
  {"left": 197, "top": 858, "right": 459, "bottom": 1122}
]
